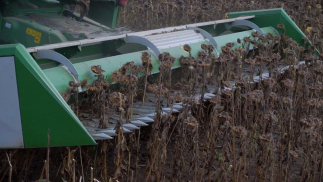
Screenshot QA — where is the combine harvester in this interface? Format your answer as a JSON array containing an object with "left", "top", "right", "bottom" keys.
[{"left": 0, "top": 0, "right": 312, "bottom": 148}]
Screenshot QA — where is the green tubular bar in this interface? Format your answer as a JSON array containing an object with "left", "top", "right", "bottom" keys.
[{"left": 42, "top": 27, "right": 278, "bottom": 94}]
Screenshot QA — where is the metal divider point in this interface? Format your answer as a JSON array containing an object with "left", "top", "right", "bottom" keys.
[
  {"left": 186, "top": 26, "right": 220, "bottom": 57},
  {"left": 124, "top": 35, "right": 161, "bottom": 61},
  {"left": 225, "top": 19, "right": 264, "bottom": 35},
  {"left": 34, "top": 50, "right": 82, "bottom": 92}
]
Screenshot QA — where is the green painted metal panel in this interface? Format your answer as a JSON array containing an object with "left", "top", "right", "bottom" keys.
[
  {"left": 2, "top": 0, "right": 62, "bottom": 17},
  {"left": 87, "top": 1, "right": 119, "bottom": 28},
  {"left": 0, "top": 44, "right": 16, "bottom": 56},
  {"left": 0, "top": 43, "right": 96, "bottom": 148},
  {"left": 42, "top": 27, "right": 278, "bottom": 93},
  {"left": 1, "top": 17, "right": 68, "bottom": 47}
]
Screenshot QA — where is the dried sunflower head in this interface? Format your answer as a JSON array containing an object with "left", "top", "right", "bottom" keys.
[
  {"left": 251, "top": 31, "right": 260, "bottom": 37},
  {"left": 141, "top": 51, "right": 150, "bottom": 60},
  {"left": 231, "top": 126, "right": 248, "bottom": 138},
  {"left": 148, "top": 84, "right": 169, "bottom": 95},
  {"left": 183, "top": 44, "right": 191, "bottom": 52},
  {"left": 244, "top": 37, "right": 251, "bottom": 42},
  {"left": 111, "top": 71, "right": 122, "bottom": 83},
  {"left": 221, "top": 46, "right": 230, "bottom": 54},
  {"left": 207, "top": 45, "right": 214, "bottom": 53},
  {"left": 259, "top": 134, "right": 272, "bottom": 143},
  {"left": 80, "top": 79, "right": 88, "bottom": 87},
  {"left": 226, "top": 42, "right": 235, "bottom": 48},
  {"left": 109, "top": 92, "right": 128, "bottom": 107},
  {"left": 281, "top": 79, "right": 293, "bottom": 88},
  {"left": 69, "top": 81, "right": 77, "bottom": 87},
  {"left": 121, "top": 74, "right": 138, "bottom": 86},
  {"left": 201, "top": 44, "right": 208, "bottom": 51},
  {"left": 91, "top": 65, "right": 105, "bottom": 74},
  {"left": 277, "top": 24, "right": 285, "bottom": 29}
]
